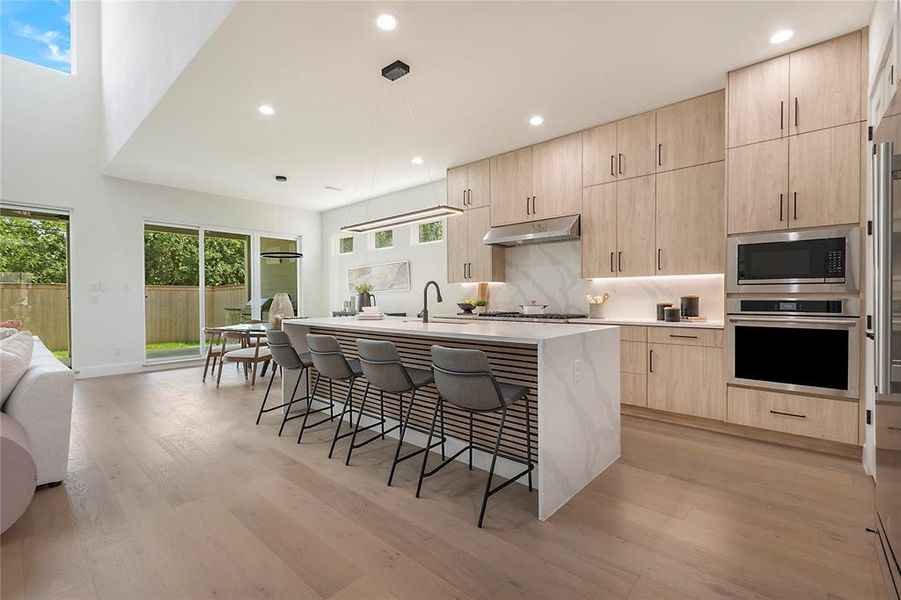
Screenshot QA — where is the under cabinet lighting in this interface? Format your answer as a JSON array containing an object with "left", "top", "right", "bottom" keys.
[{"left": 341, "top": 205, "right": 463, "bottom": 234}]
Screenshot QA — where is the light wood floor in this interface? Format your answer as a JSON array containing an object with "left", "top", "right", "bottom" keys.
[{"left": 0, "top": 366, "right": 888, "bottom": 599}]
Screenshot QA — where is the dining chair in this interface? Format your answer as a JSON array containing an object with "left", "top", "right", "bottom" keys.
[
  {"left": 202, "top": 328, "right": 242, "bottom": 383},
  {"left": 217, "top": 330, "right": 272, "bottom": 388}
]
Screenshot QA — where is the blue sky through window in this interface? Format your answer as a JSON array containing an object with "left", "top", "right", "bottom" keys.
[{"left": 1, "top": 0, "right": 71, "bottom": 73}]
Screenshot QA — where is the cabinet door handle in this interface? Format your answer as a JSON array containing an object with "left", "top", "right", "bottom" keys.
[
  {"left": 610, "top": 155, "right": 615, "bottom": 177},
  {"left": 657, "top": 143, "right": 662, "bottom": 167},
  {"left": 610, "top": 251, "right": 615, "bottom": 273},
  {"left": 794, "top": 97, "right": 799, "bottom": 127},
  {"left": 657, "top": 248, "right": 662, "bottom": 271},
  {"left": 531, "top": 196, "right": 537, "bottom": 215},
  {"left": 669, "top": 334, "right": 698, "bottom": 339},
  {"left": 779, "top": 193, "right": 783, "bottom": 222},
  {"left": 649, "top": 349, "right": 654, "bottom": 373},
  {"left": 463, "top": 262, "right": 468, "bottom": 279},
  {"left": 618, "top": 153, "right": 624, "bottom": 175},
  {"left": 793, "top": 191, "right": 797, "bottom": 220},
  {"left": 526, "top": 196, "right": 531, "bottom": 215},
  {"left": 466, "top": 189, "right": 471, "bottom": 205},
  {"left": 770, "top": 409, "right": 806, "bottom": 419},
  {"left": 780, "top": 100, "right": 784, "bottom": 130},
  {"left": 617, "top": 251, "right": 623, "bottom": 272}
]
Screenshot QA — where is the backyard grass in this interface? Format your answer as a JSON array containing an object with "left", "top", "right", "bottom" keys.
[{"left": 146, "top": 341, "right": 200, "bottom": 351}]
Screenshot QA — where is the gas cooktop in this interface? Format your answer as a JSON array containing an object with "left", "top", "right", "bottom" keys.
[{"left": 470, "top": 311, "right": 589, "bottom": 322}]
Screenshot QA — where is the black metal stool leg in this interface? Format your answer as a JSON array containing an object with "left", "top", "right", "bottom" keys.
[
  {"left": 387, "top": 390, "right": 412, "bottom": 486},
  {"left": 328, "top": 378, "right": 356, "bottom": 459},
  {"left": 345, "top": 382, "right": 371, "bottom": 466},
  {"left": 440, "top": 401, "right": 446, "bottom": 460},
  {"left": 294, "top": 371, "right": 321, "bottom": 440},
  {"left": 468, "top": 412, "right": 474, "bottom": 470},
  {"left": 329, "top": 379, "right": 335, "bottom": 420},
  {"left": 276, "top": 368, "right": 302, "bottom": 435},
  {"left": 478, "top": 407, "right": 507, "bottom": 528},
  {"left": 379, "top": 390, "right": 385, "bottom": 439},
  {"left": 525, "top": 396, "right": 533, "bottom": 492},
  {"left": 256, "top": 363, "right": 279, "bottom": 425},
  {"left": 415, "top": 398, "right": 443, "bottom": 498}
]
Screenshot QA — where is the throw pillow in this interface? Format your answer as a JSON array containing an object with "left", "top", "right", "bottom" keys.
[
  {"left": 0, "top": 328, "right": 18, "bottom": 341},
  {"left": 0, "top": 332, "right": 34, "bottom": 407}
]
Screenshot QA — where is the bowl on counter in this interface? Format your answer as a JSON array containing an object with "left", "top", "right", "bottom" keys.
[{"left": 457, "top": 302, "right": 476, "bottom": 314}]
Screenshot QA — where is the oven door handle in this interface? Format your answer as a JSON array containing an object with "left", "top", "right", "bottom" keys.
[{"left": 728, "top": 316, "right": 858, "bottom": 328}]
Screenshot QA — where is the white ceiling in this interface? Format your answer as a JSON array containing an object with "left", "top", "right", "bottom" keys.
[{"left": 104, "top": 1, "right": 873, "bottom": 212}]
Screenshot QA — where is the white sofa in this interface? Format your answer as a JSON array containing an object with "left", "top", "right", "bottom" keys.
[{"left": 2, "top": 338, "right": 74, "bottom": 486}]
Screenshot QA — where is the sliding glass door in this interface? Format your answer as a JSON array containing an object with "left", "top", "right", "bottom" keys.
[
  {"left": 143, "top": 224, "right": 201, "bottom": 360},
  {"left": 204, "top": 231, "right": 251, "bottom": 326},
  {"left": 0, "top": 207, "right": 71, "bottom": 364},
  {"left": 260, "top": 236, "right": 300, "bottom": 321}
]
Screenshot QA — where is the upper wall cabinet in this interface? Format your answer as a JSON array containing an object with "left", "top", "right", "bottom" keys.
[
  {"left": 616, "top": 111, "right": 657, "bottom": 179},
  {"left": 446, "top": 159, "right": 490, "bottom": 210},
  {"left": 656, "top": 91, "right": 725, "bottom": 171},
  {"left": 788, "top": 31, "right": 861, "bottom": 136},
  {"left": 582, "top": 122, "right": 618, "bottom": 186},
  {"left": 728, "top": 31, "right": 861, "bottom": 148},
  {"left": 727, "top": 55, "right": 789, "bottom": 148},
  {"left": 490, "top": 133, "right": 581, "bottom": 226}
]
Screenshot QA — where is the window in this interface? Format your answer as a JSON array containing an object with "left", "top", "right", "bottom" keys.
[
  {"left": 1, "top": 0, "right": 72, "bottom": 74},
  {"left": 0, "top": 207, "right": 71, "bottom": 365},
  {"left": 337, "top": 236, "right": 354, "bottom": 255},
  {"left": 374, "top": 229, "right": 393, "bottom": 250},
  {"left": 416, "top": 220, "right": 444, "bottom": 244},
  {"left": 204, "top": 231, "right": 251, "bottom": 327}
]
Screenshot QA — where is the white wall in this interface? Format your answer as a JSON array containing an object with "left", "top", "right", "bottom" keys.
[
  {"left": 100, "top": 0, "right": 237, "bottom": 163},
  {"left": 1, "top": 0, "right": 321, "bottom": 377},
  {"left": 321, "top": 182, "right": 724, "bottom": 320}
]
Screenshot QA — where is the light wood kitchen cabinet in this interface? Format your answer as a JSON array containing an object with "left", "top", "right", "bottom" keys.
[
  {"left": 727, "top": 55, "right": 789, "bottom": 148},
  {"left": 616, "top": 111, "right": 656, "bottom": 179},
  {"left": 490, "top": 148, "right": 532, "bottom": 226},
  {"left": 727, "top": 138, "right": 789, "bottom": 234},
  {"left": 581, "top": 182, "right": 617, "bottom": 278},
  {"left": 656, "top": 91, "right": 725, "bottom": 171},
  {"left": 788, "top": 31, "right": 861, "bottom": 136},
  {"left": 582, "top": 122, "right": 618, "bottom": 186},
  {"left": 787, "top": 123, "right": 860, "bottom": 228},
  {"left": 616, "top": 175, "right": 656, "bottom": 276},
  {"left": 530, "top": 133, "right": 582, "bottom": 220},
  {"left": 648, "top": 343, "right": 725, "bottom": 420},
  {"left": 446, "top": 207, "right": 504, "bottom": 283},
  {"left": 655, "top": 161, "right": 725, "bottom": 275},
  {"left": 621, "top": 340, "right": 648, "bottom": 407},
  {"left": 727, "top": 386, "right": 857, "bottom": 444},
  {"left": 448, "top": 160, "right": 490, "bottom": 210}
]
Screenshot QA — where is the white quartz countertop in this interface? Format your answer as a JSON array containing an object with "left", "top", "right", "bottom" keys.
[
  {"left": 570, "top": 317, "right": 725, "bottom": 329},
  {"left": 283, "top": 316, "right": 617, "bottom": 343}
]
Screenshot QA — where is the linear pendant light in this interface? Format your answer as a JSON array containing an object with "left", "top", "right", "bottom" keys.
[{"left": 340, "top": 204, "right": 463, "bottom": 233}]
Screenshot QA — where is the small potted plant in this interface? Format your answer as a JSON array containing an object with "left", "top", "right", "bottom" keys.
[{"left": 354, "top": 283, "right": 376, "bottom": 312}]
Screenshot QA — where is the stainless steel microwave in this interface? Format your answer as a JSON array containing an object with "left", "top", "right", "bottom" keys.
[{"left": 726, "top": 227, "right": 860, "bottom": 294}]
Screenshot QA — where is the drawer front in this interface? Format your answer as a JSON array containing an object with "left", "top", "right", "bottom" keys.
[
  {"left": 621, "top": 372, "right": 647, "bottom": 407},
  {"left": 620, "top": 325, "right": 647, "bottom": 342},
  {"left": 648, "top": 326, "right": 724, "bottom": 347},
  {"left": 621, "top": 341, "right": 648, "bottom": 374},
  {"left": 726, "top": 386, "right": 858, "bottom": 444}
]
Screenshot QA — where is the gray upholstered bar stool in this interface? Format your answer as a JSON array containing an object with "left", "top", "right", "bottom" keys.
[
  {"left": 418, "top": 345, "right": 534, "bottom": 528},
  {"left": 305, "top": 334, "right": 383, "bottom": 459},
  {"left": 259, "top": 330, "right": 329, "bottom": 436},
  {"left": 349, "top": 339, "right": 446, "bottom": 479}
]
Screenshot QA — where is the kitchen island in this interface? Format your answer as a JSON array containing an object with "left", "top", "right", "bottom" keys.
[{"left": 281, "top": 316, "right": 620, "bottom": 520}]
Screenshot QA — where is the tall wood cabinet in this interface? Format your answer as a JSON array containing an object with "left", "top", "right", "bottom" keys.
[
  {"left": 727, "top": 31, "right": 864, "bottom": 235},
  {"left": 446, "top": 206, "right": 504, "bottom": 283},
  {"left": 490, "top": 133, "right": 582, "bottom": 226},
  {"left": 656, "top": 90, "right": 725, "bottom": 172},
  {"left": 446, "top": 159, "right": 489, "bottom": 210}
]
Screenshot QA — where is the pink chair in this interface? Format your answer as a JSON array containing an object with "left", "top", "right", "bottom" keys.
[{"left": 0, "top": 412, "right": 37, "bottom": 533}]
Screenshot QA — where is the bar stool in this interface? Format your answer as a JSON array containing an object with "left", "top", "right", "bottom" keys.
[
  {"left": 349, "top": 339, "right": 446, "bottom": 479},
  {"left": 417, "top": 345, "right": 534, "bottom": 528},
  {"left": 258, "top": 330, "right": 326, "bottom": 436},
  {"left": 305, "top": 334, "right": 384, "bottom": 459}
]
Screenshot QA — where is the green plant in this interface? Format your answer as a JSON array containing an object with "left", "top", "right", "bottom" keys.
[
  {"left": 472, "top": 299, "right": 488, "bottom": 307},
  {"left": 354, "top": 282, "right": 374, "bottom": 294}
]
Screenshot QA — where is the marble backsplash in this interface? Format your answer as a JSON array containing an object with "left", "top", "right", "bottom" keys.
[{"left": 449, "top": 240, "right": 725, "bottom": 320}]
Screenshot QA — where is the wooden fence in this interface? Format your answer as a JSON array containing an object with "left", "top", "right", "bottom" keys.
[{"left": 0, "top": 284, "right": 248, "bottom": 349}]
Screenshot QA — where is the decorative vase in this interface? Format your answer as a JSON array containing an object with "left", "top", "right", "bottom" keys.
[
  {"left": 268, "top": 292, "right": 294, "bottom": 328},
  {"left": 356, "top": 292, "right": 376, "bottom": 313}
]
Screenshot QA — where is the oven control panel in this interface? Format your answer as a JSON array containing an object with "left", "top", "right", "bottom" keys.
[{"left": 737, "top": 299, "right": 848, "bottom": 315}]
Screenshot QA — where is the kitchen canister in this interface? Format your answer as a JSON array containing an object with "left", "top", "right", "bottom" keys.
[
  {"left": 656, "top": 302, "right": 673, "bottom": 321},
  {"left": 664, "top": 306, "right": 681, "bottom": 322},
  {"left": 680, "top": 295, "right": 700, "bottom": 318}
]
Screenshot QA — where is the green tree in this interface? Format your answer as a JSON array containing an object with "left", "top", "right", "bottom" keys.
[
  {"left": 0, "top": 215, "right": 68, "bottom": 283},
  {"left": 143, "top": 231, "right": 248, "bottom": 287}
]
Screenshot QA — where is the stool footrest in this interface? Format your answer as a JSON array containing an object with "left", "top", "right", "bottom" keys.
[
  {"left": 348, "top": 423, "right": 402, "bottom": 451},
  {"left": 422, "top": 443, "right": 533, "bottom": 480},
  {"left": 393, "top": 437, "right": 447, "bottom": 466},
  {"left": 281, "top": 401, "right": 330, "bottom": 423},
  {"left": 334, "top": 418, "right": 387, "bottom": 443}
]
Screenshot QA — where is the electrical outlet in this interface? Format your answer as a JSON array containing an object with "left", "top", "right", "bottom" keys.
[{"left": 572, "top": 359, "right": 582, "bottom": 384}]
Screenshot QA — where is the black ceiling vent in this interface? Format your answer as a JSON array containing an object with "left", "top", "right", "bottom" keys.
[
  {"left": 275, "top": 175, "right": 287, "bottom": 182},
  {"left": 381, "top": 60, "right": 410, "bottom": 81}
]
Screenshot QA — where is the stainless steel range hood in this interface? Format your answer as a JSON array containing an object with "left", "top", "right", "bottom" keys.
[{"left": 482, "top": 215, "right": 580, "bottom": 247}]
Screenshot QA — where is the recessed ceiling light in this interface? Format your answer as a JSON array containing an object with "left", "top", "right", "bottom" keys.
[
  {"left": 376, "top": 13, "right": 397, "bottom": 31},
  {"left": 769, "top": 29, "right": 794, "bottom": 44},
  {"left": 529, "top": 115, "right": 544, "bottom": 126},
  {"left": 258, "top": 104, "right": 275, "bottom": 116},
  {"left": 411, "top": 156, "right": 424, "bottom": 165}
]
